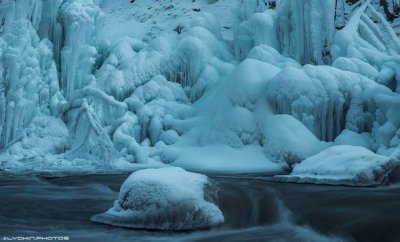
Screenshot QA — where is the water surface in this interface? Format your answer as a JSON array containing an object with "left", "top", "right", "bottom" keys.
[{"left": 1, "top": 174, "right": 399, "bottom": 242}]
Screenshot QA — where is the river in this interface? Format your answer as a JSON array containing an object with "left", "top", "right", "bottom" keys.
[{"left": 1, "top": 173, "right": 399, "bottom": 242}]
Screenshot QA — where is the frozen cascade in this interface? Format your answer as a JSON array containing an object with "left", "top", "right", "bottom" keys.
[{"left": 1, "top": 0, "right": 400, "bottom": 175}]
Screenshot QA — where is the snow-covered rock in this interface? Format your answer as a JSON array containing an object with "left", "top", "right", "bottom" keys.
[
  {"left": 273, "top": 145, "right": 398, "bottom": 186},
  {"left": 91, "top": 167, "right": 224, "bottom": 230}
]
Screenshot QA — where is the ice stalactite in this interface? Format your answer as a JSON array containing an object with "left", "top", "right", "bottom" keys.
[
  {"left": 37, "top": 0, "right": 63, "bottom": 69},
  {"left": 276, "top": 0, "right": 336, "bottom": 64},
  {"left": 266, "top": 65, "right": 392, "bottom": 142},
  {"left": 0, "top": 38, "right": 5, "bottom": 144},
  {"left": 164, "top": 36, "right": 209, "bottom": 89},
  {"left": 234, "top": 0, "right": 336, "bottom": 64},
  {"left": 0, "top": 0, "right": 64, "bottom": 69},
  {"left": 0, "top": 0, "right": 42, "bottom": 32},
  {"left": 60, "top": 0, "right": 103, "bottom": 99}
]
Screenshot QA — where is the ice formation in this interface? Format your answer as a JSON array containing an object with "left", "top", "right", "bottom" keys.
[
  {"left": 0, "top": 0, "right": 400, "bottom": 180},
  {"left": 272, "top": 145, "right": 398, "bottom": 186},
  {"left": 91, "top": 167, "right": 224, "bottom": 230}
]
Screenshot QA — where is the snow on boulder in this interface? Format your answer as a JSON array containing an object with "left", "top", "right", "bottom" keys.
[
  {"left": 91, "top": 167, "right": 224, "bottom": 230},
  {"left": 273, "top": 145, "right": 397, "bottom": 186}
]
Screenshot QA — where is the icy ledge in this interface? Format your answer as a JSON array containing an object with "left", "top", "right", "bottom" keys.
[
  {"left": 91, "top": 167, "right": 224, "bottom": 230},
  {"left": 272, "top": 145, "right": 398, "bottom": 186}
]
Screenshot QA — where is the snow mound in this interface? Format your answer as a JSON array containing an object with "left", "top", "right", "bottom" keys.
[
  {"left": 91, "top": 167, "right": 224, "bottom": 230},
  {"left": 273, "top": 145, "right": 397, "bottom": 186},
  {"left": 262, "top": 114, "right": 329, "bottom": 168}
]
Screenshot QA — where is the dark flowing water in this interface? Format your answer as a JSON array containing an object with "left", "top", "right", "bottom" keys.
[{"left": 1, "top": 173, "right": 400, "bottom": 242}]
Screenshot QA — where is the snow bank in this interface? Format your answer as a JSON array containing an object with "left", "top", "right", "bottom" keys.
[
  {"left": 91, "top": 167, "right": 224, "bottom": 230},
  {"left": 273, "top": 145, "right": 397, "bottom": 186}
]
